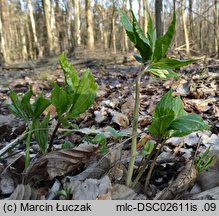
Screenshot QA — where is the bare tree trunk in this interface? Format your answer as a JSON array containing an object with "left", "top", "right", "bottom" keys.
[
  {"left": 155, "top": 0, "right": 163, "bottom": 38},
  {"left": 109, "top": 1, "right": 116, "bottom": 53},
  {"left": 42, "top": 0, "right": 54, "bottom": 55},
  {"left": 73, "top": 0, "right": 81, "bottom": 47},
  {"left": 189, "top": 0, "right": 193, "bottom": 39},
  {"left": 0, "top": 6, "right": 7, "bottom": 63},
  {"left": 20, "top": 17, "right": 28, "bottom": 61},
  {"left": 122, "top": 0, "right": 128, "bottom": 52},
  {"left": 66, "top": 0, "right": 73, "bottom": 52},
  {"left": 0, "top": 0, "right": 9, "bottom": 63},
  {"left": 182, "top": 0, "right": 190, "bottom": 56},
  {"left": 143, "top": 0, "right": 148, "bottom": 34},
  {"left": 85, "top": 0, "right": 94, "bottom": 50},
  {"left": 27, "top": 0, "right": 42, "bottom": 59},
  {"left": 214, "top": 0, "right": 219, "bottom": 58}
]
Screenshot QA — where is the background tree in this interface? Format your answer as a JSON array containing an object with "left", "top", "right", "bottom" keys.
[
  {"left": 155, "top": 0, "right": 163, "bottom": 38},
  {"left": 85, "top": 0, "right": 94, "bottom": 50}
]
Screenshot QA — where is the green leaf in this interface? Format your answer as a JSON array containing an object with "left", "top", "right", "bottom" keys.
[
  {"left": 9, "top": 89, "right": 29, "bottom": 122},
  {"left": 147, "top": 13, "right": 156, "bottom": 52},
  {"left": 131, "top": 11, "right": 152, "bottom": 62},
  {"left": 148, "top": 68, "right": 180, "bottom": 79},
  {"left": 59, "top": 53, "right": 79, "bottom": 91},
  {"left": 119, "top": 10, "right": 152, "bottom": 62},
  {"left": 68, "top": 69, "right": 97, "bottom": 118},
  {"left": 148, "top": 90, "right": 187, "bottom": 138},
  {"left": 170, "top": 114, "right": 210, "bottom": 137},
  {"left": 119, "top": 10, "right": 136, "bottom": 44},
  {"left": 152, "top": 58, "right": 196, "bottom": 69},
  {"left": 142, "top": 140, "right": 155, "bottom": 156},
  {"left": 148, "top": 112, "right": 175, "bottom": 138},
  {"left": 32, "top": 95, "right": 51, "bottom": 119},
  {"left": 106, "top": 126, "right": 129, "bottom": 139},
  {"left": 153, "top": 13, "right": 176, "bottom": 61},
  {"left": 132, "top": 53, "right": 143, "bottom": 63},
  {"left": 33, "top": 113, "right": 50, "bottom": 153},
  {"left": 51, "top": 84, "right": 70, "bottom": 114},
  {"left": 21, "top": 87, "right": 34, "bottom": 117}
]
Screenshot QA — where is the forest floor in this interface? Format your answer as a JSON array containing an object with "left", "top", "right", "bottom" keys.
[{"left": 0, "top": 51, "right": 219, "bottom": 200}]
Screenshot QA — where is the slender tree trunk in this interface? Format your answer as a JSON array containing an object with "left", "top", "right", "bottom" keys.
[
  {"left": 20, "top": 17, "right": 28, "bottom": 60},
  {"left": 122, "top": 0, "right": 128, "bottom": 52},
  {"left": 42, "top": 0, "right": 54, "bottom": 55},
  {"left": 73, "top": 0, "right": 81, "bottom": 47},
  {"left": 66, "top": 0, "right": 73, "bottom": 52},
  {"left": 143, "top": 0, "right": 148, "bottom": 34},
  {"left": 155, "top": 0, "right": 163, "bottom": 38},
  {"left": 109, "top": 1, "right": 116, "bottom": 53},
  {"left": 214, "top": 0, "right": 219, "bottom": 58},
  {"left": 0, "top": 7, "right": 7, "bottom": 63},
  {"left": 0, "top": 0, "right": 9, "bottom": 63},
  {"left": 182, "top": 0, "right": 190, "bottom": 56},
  {"left": 27, "top": 0, "right": 42, "bottom": 59},
  {"left": 189, "top": 0, "right": 193, "bottom": 39},
  {"left": 85, "top": 0, "right": 94, "bottom": 50}
]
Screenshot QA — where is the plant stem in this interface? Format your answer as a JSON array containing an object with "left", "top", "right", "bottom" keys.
[
  {"left": 126, "top": 66, "right": 149, "bottom": 186},
  {"left": 25, "top": 125, "right": 33, "bottom": 169},
  {"left": 131, "top": 141, "right": 160, "bottom": 188},
  {"left": 47, "top": 121, "right": 61, "bottom": 152},
  {"left": 144, "top": 139, "right": 166, "bottom": 190},
  {"left": 126, "top": 73, "right": 141, "bottom": 186}
]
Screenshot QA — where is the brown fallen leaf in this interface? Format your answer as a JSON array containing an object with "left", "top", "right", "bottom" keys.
[
  {"left": 9, "top": 184, "right": 37, "bottom": 200},
  {"left": 155, "top": 160, "right": 198, "bottom": 200},
  {"left": 25, "top": 143, "right": 98, "bottom": 184}
]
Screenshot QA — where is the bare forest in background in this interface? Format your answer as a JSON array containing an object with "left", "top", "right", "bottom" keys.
[{"left": 0, "top": 0, "right": 218, "bottom": 64}]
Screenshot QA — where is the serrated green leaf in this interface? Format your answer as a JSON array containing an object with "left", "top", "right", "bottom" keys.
[
  {"left": 51, "top": 84, "right": 70, "bottom": 115},
  {"left": 68, "top": 69, "right": 97, "bottom": 118},
  {"left": 59, "top": 53, "right": 79, "bottom": 91},
  {"left": 170, "top": 114, "right": 210, "bottom": 137},
  {"left": 33, "top": 113, "right": 50, "bottom": 153},
  {"left": 152, "top": 58, "right": 196, "bottom": 69},
  {"left": 32, "top": 96, "right": 51, "bottom": 119},
  {"left": 153, "top": 13, "right": 176, "bottom": 61}
]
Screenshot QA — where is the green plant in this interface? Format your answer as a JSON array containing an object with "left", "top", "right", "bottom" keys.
[
  {"left": 8, "top": 87, "right": 51, "bottom": 168},
  {"left": 142, "top": 140, "right": 155, "bottom": 156},
  {"left": 55, "top": 185, "right": 72, "bottom": 199},
  {"left": 8, "top": 53, "right": 97, "bottom": 168},
  {"left": 120, "top": 10, "right": 208, "bottom": 188},
  {"left": 106, "top": 126, "right": 129, "bottom": 139},
  {"left": 195, "top": 147, "right": 215, "bottom": 173},
  {"left": 133, "top": 89, "right": 209, "bottom": 189}
]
